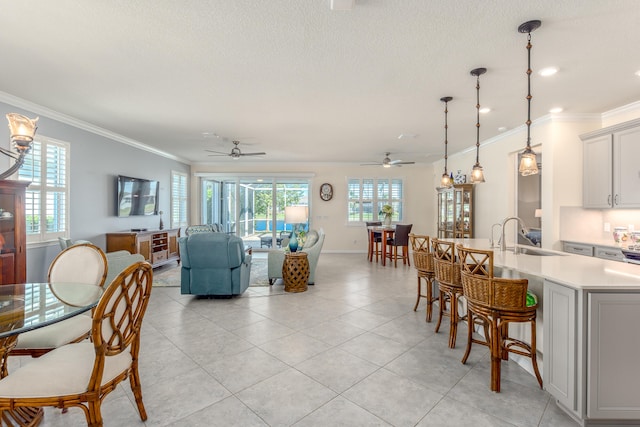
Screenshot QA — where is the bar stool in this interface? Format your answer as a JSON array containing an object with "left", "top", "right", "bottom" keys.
[
  {"left": 457, "top": 244, "right": 543, "bottom": 392},
  {"left": 365, "top": 221, "right": 382, "bottom": 262},
  {"left": 409, "top": 234, "right": 438, "bottom": 322},
  {"left": 431, "top": 239, "right": 464, "bottom": 348}
]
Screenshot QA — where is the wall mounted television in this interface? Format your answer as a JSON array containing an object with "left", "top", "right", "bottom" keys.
[{"left": 116, "top": 175, "right": 159, "bottom": 217}]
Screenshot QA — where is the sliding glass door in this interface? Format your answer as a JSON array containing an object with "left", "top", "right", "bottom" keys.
[{"left": 198, "top": 175, "right": 310, "bottom": 251}]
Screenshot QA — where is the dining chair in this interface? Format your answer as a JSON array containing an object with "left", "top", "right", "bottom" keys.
[
  {"left": 385, "top": 224, "right": 412, "bottom": 267},
  {"left": 0, "top": 261, "right": 153, "bottom": 426},
  {"left": 409, "top": 233, "right": 438, "bottom": 322},
  {"left": 10, "top": 243, "right": 108, "bottom": 357},
  {"left": 432, "top": 238, "right": 465, "bottom": 348},
  {"left": 365, "top": 221, "right": 382, "bottom": 262},
  {"left": 457, "top": 244, "right": 542, "bottom": 392}
]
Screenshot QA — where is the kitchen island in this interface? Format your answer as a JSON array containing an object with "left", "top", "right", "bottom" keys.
[{"left": 445, "top": 238, "right": 640, "bottom": 427}]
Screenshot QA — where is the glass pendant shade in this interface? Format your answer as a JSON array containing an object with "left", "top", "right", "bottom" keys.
[
  {"left": 470, "top": 163, "right": 485, "bottom": 183},
  {"left": 441, "top": 172, "right": 452, "bottom": 188},
  {"left": 519, "top": 148, "right": 539, "bottom": 176}
]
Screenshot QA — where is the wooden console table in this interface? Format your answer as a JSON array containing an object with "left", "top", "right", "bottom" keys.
[
  {"left": 106, "top": 229, "right": 180, "bottom": 268},
  {"left": 282, "top": 252, "right": 309, "bottom": 293}
]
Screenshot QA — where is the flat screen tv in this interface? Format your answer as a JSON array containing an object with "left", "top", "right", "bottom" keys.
[{"left": 116, "top": 175, "right": 159, "bottom": 217}]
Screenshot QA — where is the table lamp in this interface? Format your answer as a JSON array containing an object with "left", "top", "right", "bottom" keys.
[{"left": 285, "top": 206, "right": 308, "bottom": 252}]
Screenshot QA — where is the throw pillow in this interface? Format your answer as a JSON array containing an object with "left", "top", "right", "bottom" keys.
[{"left": 304, "top": 230, "right": 319, "bottom": 249}]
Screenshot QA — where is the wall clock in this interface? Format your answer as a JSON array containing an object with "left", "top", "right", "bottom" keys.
[{"left": 320, "top": 183, "right": 333, "bottom": 201}]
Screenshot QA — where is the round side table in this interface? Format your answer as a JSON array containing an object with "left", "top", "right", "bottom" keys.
[{"left": 282, "top": 252, "right": 310, "bottom": 292}]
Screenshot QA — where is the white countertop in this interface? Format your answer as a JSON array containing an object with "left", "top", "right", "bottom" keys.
[{"left": 446, "top": 238, "right": 640, "bottom": 291}]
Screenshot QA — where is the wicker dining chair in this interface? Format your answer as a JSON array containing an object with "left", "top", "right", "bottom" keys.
[
  {"left": 385, "top": 224, "right": 412, "bottom": 267},
  {"left": 365, "top": 221, "right": 383, "bottom": 262},
  {"left": 11, "top": 243, "right": 108, "bottom": 357},
  {"left": 409, "top": 234, "right": 438, "bottom": 322},
  {"left": 431, "top": 239, "right": 465, "bottom": 348},
  {"left": 457, "top": 244, "right": 542, "bottom": 392},
  {"left": 0, "top": 261, "right": 153, "bottom": 426}
]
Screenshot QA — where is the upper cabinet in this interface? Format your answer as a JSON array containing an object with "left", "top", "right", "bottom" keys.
[{"left": 581, "top": 119, "right": 640, "bottom": 208}]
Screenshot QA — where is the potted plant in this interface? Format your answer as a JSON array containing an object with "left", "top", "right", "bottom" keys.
[{"left": 379, "top": 204, "right": 394, "bottom": 227}]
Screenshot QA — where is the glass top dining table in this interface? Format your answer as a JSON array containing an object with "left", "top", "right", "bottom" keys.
[{"left": 0, "top": 282, "right": 103, "bottom": 426}]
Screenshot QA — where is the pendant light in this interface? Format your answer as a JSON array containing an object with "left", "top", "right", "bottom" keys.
[
  {"left": 518, "top": 19, "right": 542, "bottom": 176},
  {"left": 440, "top": 96, "right": 453, "bottom": 188},
  {"left": 470, "top": 67, "right": 487, "bottom": 183}
]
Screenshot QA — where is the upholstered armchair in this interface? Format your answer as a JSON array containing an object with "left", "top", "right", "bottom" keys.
[
  {"left": 268, "top": 229, "right": 325, "bottom": 285},
  {"left": 179, "top": 232, "right": 252, "bottom": 296}
]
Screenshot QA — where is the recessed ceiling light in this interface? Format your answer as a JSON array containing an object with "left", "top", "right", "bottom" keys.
[
  {"left": 498, "top": 126, "right": 508, "bottom": 132},
  {"left": 479, "top": 107, "right": 491, "bottom": 114},
  {"left": 549, "top": 107, "right": 563, "bottom": 113},
  {"left": 539, "top": 67, "right": 558, "bottom": 77},
  {"left": 330, "top": 0, "right": 354, "bottom": 10},
  {"left": 635, "top": 70, "right": 640, "bottom": 77}
]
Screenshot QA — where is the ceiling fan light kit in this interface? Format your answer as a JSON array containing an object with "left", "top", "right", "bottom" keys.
[
  {"left": 360, "top": 152, "right": 415, "bottom": 168},
  {"left": 206, "top": 140, "right": 266, "bottom": 160}
]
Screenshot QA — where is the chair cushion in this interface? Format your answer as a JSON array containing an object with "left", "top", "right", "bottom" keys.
[
  {"left": 0, "top": 342, "right": 132, "bottom": 398},
  {"left": 14, "top": 315, "right": 91, "bottom": 350}
]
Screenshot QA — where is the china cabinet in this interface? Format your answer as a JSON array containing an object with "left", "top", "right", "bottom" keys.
[
  {"left": 0, "top": 180, "right": 29, "bottom": 285},
  {"left": 437, "top": 184, "right": 473, "bottom": 238}
]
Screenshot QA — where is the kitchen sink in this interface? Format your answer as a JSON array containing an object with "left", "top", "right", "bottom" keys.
[{"left": 513, "top": 247, "right": 566, "bottom": 256}]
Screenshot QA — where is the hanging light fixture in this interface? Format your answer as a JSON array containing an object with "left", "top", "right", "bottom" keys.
[
  {"left": 0, "top": 114, "right": 38, "bottom": 180},
  {"left": 469, "top": 67, "right": 487, "bottom": 183},
  {"left": 439, "top": 96, "right": 453, "bottom": 188},
  {"left": 518, "top": 19, "right": 542, "bottom": 176}
]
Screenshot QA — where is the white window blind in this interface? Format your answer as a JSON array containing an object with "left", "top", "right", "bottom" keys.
[
  {"left": 171, "top": 171, "right": 188, "bottom": 228},
  {"left": 18, "top": 137, "right": 70, "bottom": 243},
  {"left": 347, "top": 177, "right": 404, "bottom": 223}
]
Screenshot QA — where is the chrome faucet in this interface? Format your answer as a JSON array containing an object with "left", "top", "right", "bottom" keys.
[
  {"left": 500, "top": 217, "right": 529, "bottom": 252},
  {"left": 489, "top": 223, "right": 502, "bottom": 248}
]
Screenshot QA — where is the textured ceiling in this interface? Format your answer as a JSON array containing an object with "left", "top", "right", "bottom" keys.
[{"left": 1, "top": 0, "right": 639, "bottom": 165}]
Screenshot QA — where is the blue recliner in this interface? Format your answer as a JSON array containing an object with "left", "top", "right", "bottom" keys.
[{"left": 178, "top": 233, "right": 252, "bottom": 296}]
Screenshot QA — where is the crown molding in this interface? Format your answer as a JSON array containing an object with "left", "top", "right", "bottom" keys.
[
  {"left": 0, "top": 91, "right": 190, "bottom": 164},
  {"left": 602, "top": 100, "right": 640, "bottom": 120}
]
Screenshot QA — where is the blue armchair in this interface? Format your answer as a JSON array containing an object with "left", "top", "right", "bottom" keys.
[{"left": 178, "top": 233, "right": 252, "bottom": 296}]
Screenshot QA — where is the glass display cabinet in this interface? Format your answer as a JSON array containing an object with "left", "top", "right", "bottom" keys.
[{"left": 437, "top": 184, "right": 474, "bottom": 238}]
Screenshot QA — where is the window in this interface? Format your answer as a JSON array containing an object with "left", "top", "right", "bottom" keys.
[
  {"left": 18, "top": 137, "right": 70, "bottom": 243},
  {"left": 171, "top": 171, "right": 188, "bottom": 229},
  {"left": 348, "top": 177, "right": 404, "bottom": 223}
]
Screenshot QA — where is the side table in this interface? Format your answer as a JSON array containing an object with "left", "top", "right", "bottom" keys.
[{"left": 282, "top": 252, "right": 309, "bottom": 292}]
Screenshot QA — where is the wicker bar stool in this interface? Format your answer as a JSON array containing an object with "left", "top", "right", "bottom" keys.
[
  {"left": 409, "top": 234, "right": 438, "bottom": 322},
  {"left": 431, "top": 239, "right": 464, "bottom": 348},
  {"left": 457, "top": 244, "right": 543, "bottom": 392}
]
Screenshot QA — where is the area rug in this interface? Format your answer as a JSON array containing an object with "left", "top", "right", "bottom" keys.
[{"left": 152, "top": 257, "right": 269, "bottom": 287}]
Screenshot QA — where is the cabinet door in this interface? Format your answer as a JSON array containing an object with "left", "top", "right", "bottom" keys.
[
  {"left": 136, "top": 234, "right": 152, "bottom": 262},
  {"left": 543, "top": 280, "right": 577, "bottom": 412},
  {"left": 167, "top": 229, "right": 179, "bottom": 259},
  {"left": 588, "top": 293, "right": 640, "bottom": 419},
  {"left": 613, "top": 127, "right": 640, "bottom": 207},
  {"left": 583, "top": 135, "right": 612, "bottom": 208}
]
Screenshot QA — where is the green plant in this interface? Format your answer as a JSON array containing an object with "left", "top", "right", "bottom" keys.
[{"left": 379, "top": 204, "right": 393, "bottom": 218}]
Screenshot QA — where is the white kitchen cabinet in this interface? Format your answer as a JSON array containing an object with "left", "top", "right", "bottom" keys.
[
  {"left": 588, "top": 293, "right": 640, "bottom": 420},
  {"left": 593, "top": 246, "right": 624, "bottom": 261},
  {"left": 581, "top": 118, "right": 640, "bottom": 208},
  {"left": 563, "top": 241, "right": 594, "bottom": 257},
  {"left": 543, "top": 280, "right": 581, "bottom": 417}
]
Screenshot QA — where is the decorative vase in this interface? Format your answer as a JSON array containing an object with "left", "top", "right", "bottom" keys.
[
  {"left": 384, "top": 215, "right": 392, "bottom": 227},
  {"left": 289, "top": 231, "right": 299, "bottom": 252}
]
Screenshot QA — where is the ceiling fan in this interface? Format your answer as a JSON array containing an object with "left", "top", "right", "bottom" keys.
[
  {"left": 206, "top": 140, "right": 266, "bottom": 160},
  {"left": 361, "top": 152, "right": 415, "bottom": 168}
]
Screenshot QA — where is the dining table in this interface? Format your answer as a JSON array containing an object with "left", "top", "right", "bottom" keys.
[
  {"left": 0, "top": 282, "right": 104, "bottom": 427},
  {"left": 367, "top": 225, "right": 395, "bottom": 266}
]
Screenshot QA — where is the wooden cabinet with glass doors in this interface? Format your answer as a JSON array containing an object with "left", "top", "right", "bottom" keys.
[{"left": 437, "top": 184, "right": 474, "bottom": 238}]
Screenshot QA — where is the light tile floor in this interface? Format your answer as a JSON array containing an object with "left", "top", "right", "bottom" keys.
[{"left": 11, "top": 253, "right": 580, "bottom": 426}]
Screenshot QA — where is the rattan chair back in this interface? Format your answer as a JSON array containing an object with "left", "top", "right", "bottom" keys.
[
  {"left": 431, "top": 239, "right": 461, "bottom": 287},
  {"left": 409, "top": 234, "right": 433, "bottom": 272}
]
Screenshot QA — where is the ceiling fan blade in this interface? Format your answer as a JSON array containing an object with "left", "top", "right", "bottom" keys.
[
  {"left": 360, "top": 162, "right": 382, "bottom": 166},
  {"left": 205, "top": 149, "right": 229, "bottom": 155},
  {"left": 207, "top": 153, "right": 230, "bottom": 157},
  {"left": 393, "top": 161, "right": 415, "bottom": 165},
  {"left": 239, "top": 152, "right": 266, "bottom": 156}
]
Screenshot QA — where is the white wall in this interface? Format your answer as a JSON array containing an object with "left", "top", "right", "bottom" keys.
[{"left": 190, "top": 162, "right": 434, "bottom": 253}]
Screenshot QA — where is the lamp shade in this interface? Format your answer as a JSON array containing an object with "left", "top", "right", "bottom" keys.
[
  {"left": 6, "top": 113, "right": 38, "bottom": 149},
  {"left": 285, "top": 206, "right": 308, "bottom": 224}
]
